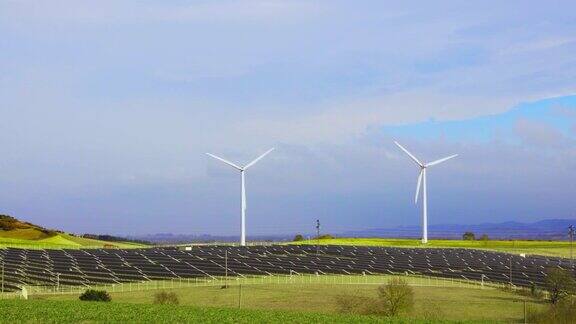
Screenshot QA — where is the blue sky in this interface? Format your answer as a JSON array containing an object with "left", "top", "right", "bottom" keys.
[{"left": 0, "top": 1, "right": 575, "bottom": 236}]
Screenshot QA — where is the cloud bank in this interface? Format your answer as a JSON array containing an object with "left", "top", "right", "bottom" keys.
[{"left": 0, "top": 1, "right": 575, "bottom": 236}]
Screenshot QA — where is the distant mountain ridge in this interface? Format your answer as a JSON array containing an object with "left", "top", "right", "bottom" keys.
[
  {"left": 131, "top": 233, "right": 288, "bottom": 244},
  {"left": 132, "top": 219, "right": 575, "bottom": 243},
  {"left": 341, "top": 219, "right": 575, "bottom": 240}
]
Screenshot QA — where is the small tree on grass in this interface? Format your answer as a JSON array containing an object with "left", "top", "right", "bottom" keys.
[
  {"left": 79, "top": 289, "right": 111, "bottom": 302},
  {"left": 545, "top": 268, "right": 576, "bottom": 304},
  {"left": 293, "top": 234, "right": 304, "bottom": 242},
  {"left": 378, "top": 278, "right": 414, "bottom": 316},
  {"left": 153, "top": 291, "right": 179, "bottom": 305},
  {"left": 462, "top": 232, "right": 475, "bottom": 240}
]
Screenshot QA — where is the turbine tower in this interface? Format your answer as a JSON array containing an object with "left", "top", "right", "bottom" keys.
[
  {"left": 394, "top": 141, "right": 457, "bottom": 244},
  {"left": 206, "top": 148, "right": 274, "bottom": 246}
]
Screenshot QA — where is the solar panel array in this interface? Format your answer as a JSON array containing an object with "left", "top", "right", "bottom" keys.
[{"left": 0, "top": 245, "right": 574, "bottom": 292}]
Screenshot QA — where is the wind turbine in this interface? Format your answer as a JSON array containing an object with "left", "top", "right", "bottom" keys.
[
  {"left": 394, "top": 141, "right": 457, "bottom": 244},
  {"left": 206, "top": 148, "right": 274, "bottom": 246}
]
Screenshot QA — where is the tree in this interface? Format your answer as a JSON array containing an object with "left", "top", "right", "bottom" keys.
[
  {"left": 377, "top": 278, "right": 414, "bottom": 316},
  {"left": 293, "top": 234, "right": 304, "bottom": 242},
  {"left": 545, "top": 268, "right": 576, "bottom": 304},
  {"left": 462, "top": 232, "right": 475, "bottom": 241}
]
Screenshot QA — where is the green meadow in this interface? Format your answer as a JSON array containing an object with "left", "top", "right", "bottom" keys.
[
  {"left": 30, "top": 276, "right": 542, "bottom": 323},
  {"left": 0, "top": 232, "right": 146, "bottom": 249},
  {"left": 292, "top": 238, "right": 574, "bottom": 258}
]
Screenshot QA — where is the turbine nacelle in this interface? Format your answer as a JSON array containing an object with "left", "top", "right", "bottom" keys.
[
  {"left": 206, "top": 148, "right": 275, "bottom": 172},
  {"left": 394, "top": 141, "right": 457, "bottom": 204}
]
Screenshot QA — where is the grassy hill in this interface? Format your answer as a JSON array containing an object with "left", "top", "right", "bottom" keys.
[
  {"left": 292, "top": 237, "right": 575, "bottom": 258},
  {"left": 0, "top": 215, "right": 146, "bottom": 249},
  {"left": 0, "top": 214, "right": 56, "bottom": 239}
]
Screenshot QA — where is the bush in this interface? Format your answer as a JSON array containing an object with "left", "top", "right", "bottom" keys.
[
  {"left": 293, "top": 234, "right": 304, "bottom": 242},
  {"left": 316, "top": 234, "right": 334, "bottom": 240},
  {"left": 79, "top": 289, "right": 111, "bottom": 302},
  {"left": 153, "top": 291, "right": 179, "bottom": 305},
  {"left": 336, "top": 277, "right": 414, "bottom": 317},
  {"left": 378, "top": 278, "right": 414, "bottom": 316},
  {"left": 462, "top": 232, "right": 475, "bottom": 240}
]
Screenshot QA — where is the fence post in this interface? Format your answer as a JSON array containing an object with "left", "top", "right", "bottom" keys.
[
  {"left": 523, "top": 300, "right": 527, "bottom": 324},
  {"left": 238, "top": 284, "right": 242, "bottom": 309}
]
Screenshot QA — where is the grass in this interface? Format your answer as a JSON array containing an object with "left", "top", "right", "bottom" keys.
[
  {"left": 0, "top": 233, "right": 147, "bottom": 249},
  {"left": 26, "top": 273, "right": 487, "bottom": 295},
  {"left": 0, "top": 228, "right": 49, "bottom": 240},
  {"left": 0, "top": 299, "right": 398, "bottom": 324},
  {"left": 0, "top": 215, "right": 147, "bottom": 249},
  {"left": 292, "top": 238, "right": 575, "bottom": 258},
  {"left": 36, "top": 278, "right": 543, "bottom": 322}
]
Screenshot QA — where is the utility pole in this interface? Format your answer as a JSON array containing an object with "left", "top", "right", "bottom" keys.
[
  {"left": 316, "top": 219, "right": 320, "bottom": 255},
  {"left": 569, "top": 225, "right": 574, "bottom": 265},
  {"left": 1, "top": 262, "right": 4, "bottom": 294},
  {"left": 225, "top": 250, "right": 228, "bottom": 288}
]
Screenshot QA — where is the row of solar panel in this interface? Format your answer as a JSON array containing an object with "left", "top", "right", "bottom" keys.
[{"left": 0, "top": 245, "right": 574, "bottom": 292}]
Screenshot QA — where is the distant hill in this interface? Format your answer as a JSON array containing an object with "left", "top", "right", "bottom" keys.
[
  {"left": 134, "top": 233, "right": 287, "bottom": 244},
  {"left": 341, "top": 219, "right": 576, "bottom": 240},
  {"left": 0, "top": 214, "right": 147, "bottom": 248},
  {"left": 134, "top": 219, "right": 576, "bottom": 243},
  {"left": 81, "top": 234, "right": 150, "bottom": 245}
]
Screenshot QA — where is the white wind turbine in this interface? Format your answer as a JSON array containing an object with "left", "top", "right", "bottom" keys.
[
  {"left": 206, "top": 148, "right": 274, "bottom": 246},
  {"left": 394, "top": 141, "right": 458, "bottom": 244}
]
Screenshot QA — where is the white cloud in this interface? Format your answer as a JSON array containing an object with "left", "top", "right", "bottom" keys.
[
  {"left": 2, "top": 0, "right": 576, "bottom": 233},
  {"left": 237, "top": 92, "right": 519, "bottom": 143}
]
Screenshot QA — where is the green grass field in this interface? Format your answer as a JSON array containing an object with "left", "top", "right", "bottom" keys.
[
  {"left": 0, "top": 299, "right": 397, "bottom": 324},
  {"left": 292, "top": 238, "right": 575, "bottom": 258},
  {"left": 0, "top": 233, "right": 147, "bottom": 249},
  {"left": 0, "top": 215, "right": 147, "bottom": 249},
  {"left": 35, "top": 278, "right": 542, "bottom": 322}
]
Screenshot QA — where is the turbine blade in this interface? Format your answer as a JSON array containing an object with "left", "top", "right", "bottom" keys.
[
  {"left": 206, "top": 153, "right": 243, "bottom": 171},
  {"left": 244, "top": 148, "right": 275, "bottom": 170},
  {"left": 415, "top": 170, "right": 423, "bottom": 204},
  {"left": 394, "top": 141, "right": 423, "bottom": 167},
  {"left": 426, "top": 154, "right": 458, "bottom": 167}
]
